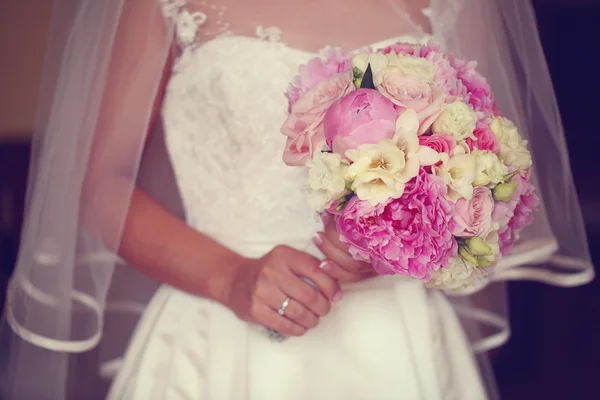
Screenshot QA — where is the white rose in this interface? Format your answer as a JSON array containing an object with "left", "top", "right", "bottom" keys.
[
  {"left": 472, "top": 149, "right": 509, "bottom": 187},
  {"left": 353, "top": 53, "right": 436, "bottom": 87},
  {"left": 435, "top": 146, "right": 477, "bottom": 201},
  {"left": 306, "top": 152, "right": 349, "bottom": 212},
  {"left": 490, "top": 117, "right": 532, "bottom": 171},
  {"left": 432, "top": 101, "right": 477, "bottom": 141}
]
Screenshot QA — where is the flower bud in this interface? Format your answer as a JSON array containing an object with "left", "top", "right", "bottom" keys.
[
  {"left": 465, "top": 237, "right": 493, "bottom": 256},
  {"left": 459, "top": 246, "right": 478, "bottom": 266},
  {"left": 475, "top": 256, "right": 493, "bottom": 268},
  {"left": 493, "top": 181, "right": 519, "bottom": 203}
]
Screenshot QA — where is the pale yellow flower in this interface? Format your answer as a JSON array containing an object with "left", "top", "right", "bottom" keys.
[
  {"left": 346, "top": 110, "right": 440, "bottom": 205},
  {"left": 435, "top": 146, "right": 477, "bottom": 201}
]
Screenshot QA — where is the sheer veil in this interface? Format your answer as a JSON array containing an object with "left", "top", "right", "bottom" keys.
[{"left": 0, "top": 0, "right": 593, "bottom": 398}]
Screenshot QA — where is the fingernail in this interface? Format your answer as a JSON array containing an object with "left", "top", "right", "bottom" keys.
[
  {"left": 312, "top": 232, "right": 323, "bottom": 246},
  {"left": 321, "top": 212, "right": 333, "bottom": 225},
  {"left": 319, "top": 261, "right": 331, "bottom": 271},
  {"left": 333, "top": 291, "right": 343, "bottom": 302}
]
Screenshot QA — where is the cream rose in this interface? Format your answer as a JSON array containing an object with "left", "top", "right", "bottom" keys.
[
  {"left": 389, "top": 53, "right": 436, "bottom": 83},
  {"left": 352, "top": 53, "right": 436, "bottom": 86},
  {"left": 306, "top": 152, "right": 350, "bottom": 212},
  {"left": 490, "top": 117, "right": 532, "bottom": 171},
  {"left": 352, "top": 53, "right": 390, "bottom": 82},
  {"left": 432, "top": 101, "right": 478, "bottom": 141}
]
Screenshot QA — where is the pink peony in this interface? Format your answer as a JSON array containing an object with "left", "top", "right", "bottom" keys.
[
  {"left": 336, "top": 169, "right": 458, "bottom": 280},
  {"left": 416, "top": 43, "right": 495, "bottom": 121},
  {"left": 453, "top": 187, "right": 496, "bottom": 238},
  {"left": 492, "top": 173, "right": 539, "bottom": 254},
  {"left": 497, "top": 225, "right": 516, "bottom": 255},
  {"left": 323, "top": 89, "right": 398, "bottom": 156},
  {"left": 465, "top": 123, "right": 500, "bottom": 153},
  {"left": 455, "top": 60, "right": 495, "bottom": 119},
  {"left": 419, "top": 134, "right": 456, "bottom": 156},
  {"left": 282, "top": 72, "right": 355, "bottom": 166},
  {"left": 285, "top": 48, "right": 353, "bottom": 112}
]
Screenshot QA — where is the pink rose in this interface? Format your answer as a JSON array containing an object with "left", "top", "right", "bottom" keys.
[
  {"left": 453, "top": 187, "right": 495, "bottom": 238},
  {"left": 376, "top": 69, "right": 445, "bottom": 135},
  {"left": 323, "top": 89, "right": 398, "bottom": 156},
  {"left": 336, "top": 169, "right": 458, "bottom": 280},
  {"left": 381, "top": 43, "right": 416, "bottom": 55},
  {"left": 492, "top": 173, "right": 539, "bottom": 255},
  {"left": 282, "top": 72, "right": 355, "bottom": 166},
  {"left": 419, "top": 134, "right": 456, "bottom": 156},
  {"left": 285, "top": 48, "right": 353, "bottom": 112},
  {"left": 466, "top": 124, "right": 500, "bottom": 153}
]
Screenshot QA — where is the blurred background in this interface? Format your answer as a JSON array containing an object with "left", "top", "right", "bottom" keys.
[{"left": 1, "top": 0, "right": 599, "bottom": 398}]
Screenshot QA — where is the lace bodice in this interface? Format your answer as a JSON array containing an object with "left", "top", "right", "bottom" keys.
[{"left": 159, "top": 2, "right": 430, "bottom": 255}]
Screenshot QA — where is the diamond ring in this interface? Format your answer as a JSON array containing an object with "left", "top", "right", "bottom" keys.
[{"left": 277, "top": 297, "right": 291, "bottom": 316}]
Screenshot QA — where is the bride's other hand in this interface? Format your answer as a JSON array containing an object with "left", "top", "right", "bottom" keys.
[
  {"left": 224, "top": 246, "right": 341, "bottom": 337},
  {"left": 313, "top": 214, "right": 377, "bottom": 283}
]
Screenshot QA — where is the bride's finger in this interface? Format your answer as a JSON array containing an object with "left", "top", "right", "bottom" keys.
[
  {"left": 262, "top": 289, "right": 319, "bottom": 329},
  {"left": 254, "top": 303, "right": 307, "bottom": 337},
  {"left": 313, "top": 232, "right": 371, "bottom": 274},
  {"left": 322, "top": 215, "right": 350, "bottom": 253},
  {"left": 319, "top": 260, "right": 364, "bottom": 283},
  {"left": 278, "top": 271, "right": 332, "bottom": 317}
]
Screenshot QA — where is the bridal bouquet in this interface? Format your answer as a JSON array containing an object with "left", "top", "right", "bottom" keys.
[{"left": 281, "top": 42, "right": 539, "bottom": 292}]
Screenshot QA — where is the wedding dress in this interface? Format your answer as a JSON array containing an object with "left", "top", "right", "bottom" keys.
[
  {"left": 105, "top": 3, "right": 489, "bottom": 399},
  {"left": 2, "top": 1, "right": 594, "bottom": 399}
]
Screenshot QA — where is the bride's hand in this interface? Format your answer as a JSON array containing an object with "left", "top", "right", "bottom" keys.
[
  {"left": 224, "top": 245, "right": 342, "bottom": 337},
  {"left": 313, "top": 214, "right": 378, "bottom": 283}
]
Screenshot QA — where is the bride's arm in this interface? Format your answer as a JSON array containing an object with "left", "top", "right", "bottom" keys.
[{"left": 82, "top": 0, "right": 340, "bottom": 336}]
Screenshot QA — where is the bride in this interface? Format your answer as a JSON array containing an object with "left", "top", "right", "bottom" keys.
[{"left": 0, "top": 0, "right": 594, "bottom": 399}]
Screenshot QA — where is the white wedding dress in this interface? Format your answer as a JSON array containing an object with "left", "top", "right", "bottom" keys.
[{"left": 107, "top": 4, "right": 489, "bottom": 400}]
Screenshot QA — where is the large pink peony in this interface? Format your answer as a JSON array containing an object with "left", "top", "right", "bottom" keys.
[
  {"left": 282, "top": 72, "right": 355, "bottom": 166},
  {"left": 285, "top": 48, "right": 353, "bottom": 112},
  {"left": 323, "top": 89, "right": 398, "bottom": 156},
  {"left": 492, "top": 173, "right": 539, "bottom": 254},
  {"left": 336, "top": 169, "right": 458, "bottom": 280}
]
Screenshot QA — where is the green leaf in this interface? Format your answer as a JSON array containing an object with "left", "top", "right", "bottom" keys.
[{"left": 353, "top": 67, "right": 364, "bottom": 80}]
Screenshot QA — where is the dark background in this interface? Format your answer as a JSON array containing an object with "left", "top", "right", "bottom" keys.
[{"left": 1, "top": 1, "right": 599, "bottom": 399}]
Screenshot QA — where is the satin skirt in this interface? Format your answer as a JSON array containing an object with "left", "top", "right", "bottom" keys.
[{"left": 107, "top": 280, "right": 487, "bottom": 399}]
